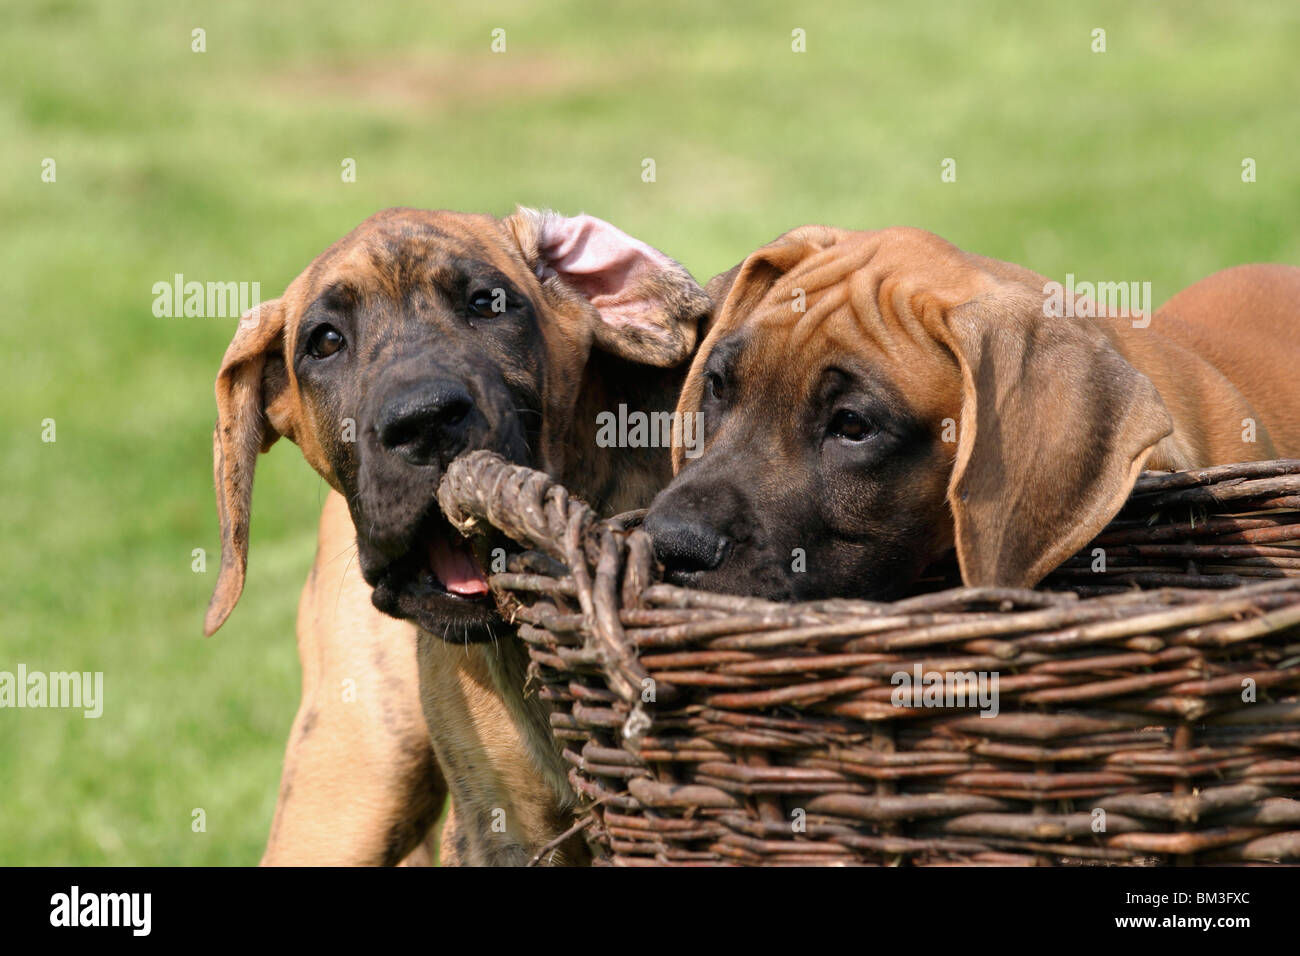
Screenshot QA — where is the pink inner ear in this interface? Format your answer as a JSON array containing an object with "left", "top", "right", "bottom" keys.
[{"left": 536, "top": 214, "right": 674, "bottom": 329}]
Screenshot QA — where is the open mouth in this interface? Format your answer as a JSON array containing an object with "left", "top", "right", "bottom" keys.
[{"left": 368, "top": 508, "right": 499, "bottom": 638}]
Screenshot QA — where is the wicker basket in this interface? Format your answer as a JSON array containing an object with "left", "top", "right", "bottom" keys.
[{"left": 436, "top": 454, "right": 1300, "bottom": 866}]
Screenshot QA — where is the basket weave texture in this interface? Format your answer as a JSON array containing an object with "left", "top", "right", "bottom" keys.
[{"left": 437, "top": 455, "right": 1300, "bottom": 866}]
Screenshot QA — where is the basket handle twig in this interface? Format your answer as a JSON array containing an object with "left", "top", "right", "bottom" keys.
[{"left": 437, "top": 450, "right": 654, "bottom": 708}]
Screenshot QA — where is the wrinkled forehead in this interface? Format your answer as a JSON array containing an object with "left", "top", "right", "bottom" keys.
[
  {"left": 282, "top": 210, "right": 533, "bottom": 336},
  {"left": 702, "top": 233, "right": 985, "bottom": 405},
  {"left": 719, "top": 229, "right": 990, "bottom": 331},
  {"left": 707, "top": 315, "right": 952, "bottom": 421}
]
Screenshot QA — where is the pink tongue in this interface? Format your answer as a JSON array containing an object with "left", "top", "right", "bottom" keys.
[{"left": 428, "top": 538, "right": 489, "bottom": 596}]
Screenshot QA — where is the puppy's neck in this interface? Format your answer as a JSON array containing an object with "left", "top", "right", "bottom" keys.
[
  {"left": 560, "top": 349, "right": 687, "bottom": 515},
  {"left": 416, "top": 631, "right": 585, "bottom": 865},
  {"left": 1096, "top": 315, "right": 1278, "bottom": 468}
]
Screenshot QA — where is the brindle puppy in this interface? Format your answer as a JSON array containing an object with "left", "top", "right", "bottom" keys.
[{"left": 206, "top": 207, "right": 708, "bottom": 864}]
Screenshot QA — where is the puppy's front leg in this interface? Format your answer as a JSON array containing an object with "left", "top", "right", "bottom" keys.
[{"left": 262, "top": 491, "right": 446, "bottom": 866}]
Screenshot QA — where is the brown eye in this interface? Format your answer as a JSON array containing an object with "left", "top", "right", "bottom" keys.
[
  {"left": 307, "top": 324, "right": 345, "bottom": 359},
  {"left": 469, "top": 289, "right": 503, "bottom": 319},
  {"left": 704, "top": 372, "right": 724, "bottom": 401},
  {"left": 830, "top": 409, "right": 874, "bottom": 441}
]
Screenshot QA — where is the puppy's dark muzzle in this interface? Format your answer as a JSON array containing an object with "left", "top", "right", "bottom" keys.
[
  {"left": 352, "top": 366, "right": 533, "bottom": 639},
  {"left": 354, "top": 363, "right": 528, "bottom": 563},
  {"left": 375, "top": 379, "right": 476, "bottom": 469},
  {"left": 644, "top": 511, "right": 731, "bottom": 575}
]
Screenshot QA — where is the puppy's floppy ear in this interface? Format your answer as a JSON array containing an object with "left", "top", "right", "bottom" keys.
[
  {"left": 505, "top": 207, "right": 709, "bottom": 367},
  {"left": 940, "top": 287, "right": 1173, "bottom": 587},
  {"left": 205, "top": 298, "right": 292, "bottom": 636},
  {"left": 702, "top": 224, "right": 843, "bottom": 337}
]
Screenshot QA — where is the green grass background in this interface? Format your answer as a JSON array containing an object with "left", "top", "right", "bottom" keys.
[{"left": 2, "top": 0, "right": 1297, "bottom": 864}]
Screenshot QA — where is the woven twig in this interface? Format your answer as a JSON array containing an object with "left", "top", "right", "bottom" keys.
[{"left": 437, "top": 455, "right": 1300, "bottom": 866}]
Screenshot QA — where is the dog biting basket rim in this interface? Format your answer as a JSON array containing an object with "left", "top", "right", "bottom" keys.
[{"left": 437, "top": 453, "right": 1300, "bottom": 866}]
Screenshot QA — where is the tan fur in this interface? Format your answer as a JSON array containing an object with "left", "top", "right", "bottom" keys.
[
  {"left": 263, "top": 491, "right": 443, "bottom": 865},
  {"left": 207, "top": 208, "right": 703, "bottom": 866},
  {"left": 416, "top": 629, "right": 586, "bottom": 865},
  {"left": 694, "top": 226, "right": 1300, "bottom": 589}
]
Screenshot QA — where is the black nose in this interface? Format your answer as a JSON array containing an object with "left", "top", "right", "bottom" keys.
[
  {"left": 644, "top": 511, "right": 730, "bottom": 574},
  {"left": 376, "top": 381, "right": 474, "bottom": 466}
]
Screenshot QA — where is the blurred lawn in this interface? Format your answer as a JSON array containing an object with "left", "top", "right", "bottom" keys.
[{"left": 1, "top": 0, "right": 1297, "bottom": 864}]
